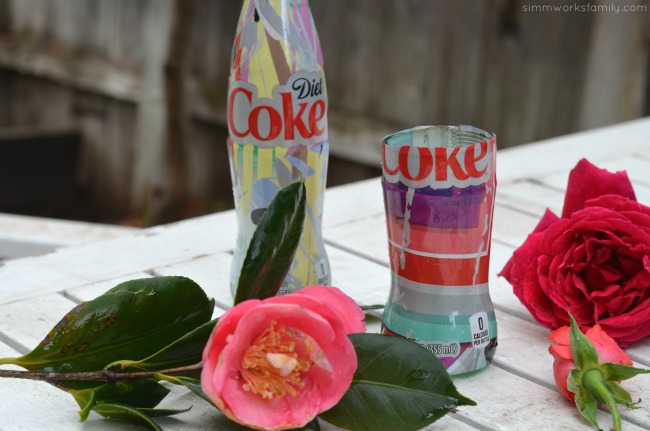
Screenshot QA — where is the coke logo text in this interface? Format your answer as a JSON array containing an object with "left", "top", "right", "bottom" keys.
[
  {"left": 228, "top": 71, "right": 327, "bottom": 147},
  {"left": 382, "top": 138, "right": 494, "bottom": 188}
]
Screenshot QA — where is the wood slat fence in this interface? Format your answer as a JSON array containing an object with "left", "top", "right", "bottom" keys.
[{"left": 0, "top": 0, "right": 647, "bottom": 223}]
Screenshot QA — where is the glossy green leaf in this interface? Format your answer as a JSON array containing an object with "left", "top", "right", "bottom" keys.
[
  {"left": 71, "top": 378, "right": 170, "bottom": 417},
  {"left": 75, "top": 388, "right": 96, "bottom": 421},
  {"left": 568, "top": 312, "right": 598, "bottom": 370},
  {"left": 138, "top": 406, "right": 192, "bottom": 418},
  {"left": 112, "top": 318, "right": 218, "bottom": 374},
  {"left": 359, "top": 304, "right": 384, "bottom": 311},
  {"left": 11, "top": 276, "right": 214, "bottom": 388},
  {"left": 234, "top": 181, "right": 306, "bottom": 304},
  {"left": 137, "top": 406, "right": 193, "bottom": 417},
  {"left": 92, "top": 403, "right": 163, "bottom": 431},
  {"left": 163, "top": 375, "right": 213, "bottom": 405},
  {"left": 320, "top": 334, "right": 475, "bottom": 431}
]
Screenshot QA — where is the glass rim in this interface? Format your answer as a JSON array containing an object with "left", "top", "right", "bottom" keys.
[{"left": 383, "top": 125, "right": 495, "bottom": 149}]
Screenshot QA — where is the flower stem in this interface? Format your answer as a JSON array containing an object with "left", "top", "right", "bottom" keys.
[
  {"left": 0, "top": 363, "right": 203, "bottom": 385},
  {"left": 583, "top": 368, "right": 621, "bottom": 431}
]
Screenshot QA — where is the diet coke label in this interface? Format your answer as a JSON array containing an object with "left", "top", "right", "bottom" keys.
[
  {"left": 382, "top": 137, "right": 495, "bottom": 189},
  {"left": 228, "top": 71, "right": 328, "bottom": 148}
]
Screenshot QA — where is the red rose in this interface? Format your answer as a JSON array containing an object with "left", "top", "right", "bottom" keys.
[{"left": 500, "top": 158, "right": 650, "bottom": 347}]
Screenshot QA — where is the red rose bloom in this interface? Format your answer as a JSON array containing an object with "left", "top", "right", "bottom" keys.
[{"left": 500, "top": 158, "right": 650, "bottom": 347}]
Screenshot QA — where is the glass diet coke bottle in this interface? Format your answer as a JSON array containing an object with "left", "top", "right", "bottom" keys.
[
  {"left": 227, "top": 0, "right": 331, "bottom": 296},
  {"left": 381, "top": 125, "right": 498, "bottom": 375}
]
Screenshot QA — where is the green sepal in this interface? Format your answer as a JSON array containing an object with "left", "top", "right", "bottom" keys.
[
  {"left": 606, "top": 381, "right": 637, "bottom": 408},
  {"left": 319, "top": 334, "right": 475, "bottom": 431},
  {"left": 234, "top": 181, "right": 306, "bottom": 304},
  {"left": 567, "top": 371, "right": 579, "bottom": 395},
  {"left": 600, "top": 362, "right": 650, "bottom": 382},
  {"left": 568, "top": 313, "right": 599, "bottom": 370},
  {"left": 572, "top": 372, "right": 602, "bottom": 431}
]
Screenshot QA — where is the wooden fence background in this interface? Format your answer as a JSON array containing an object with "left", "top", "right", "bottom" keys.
[{"left": 0, "top": 0, "right": 648, "bottom": 224}]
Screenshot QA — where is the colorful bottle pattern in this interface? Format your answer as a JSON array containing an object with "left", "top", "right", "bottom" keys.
[
  {"left": 228, "top": 0, "right": 330, "bottom": 296},
  {"left": 381, "top": 126, "right": 498, "bottom": 375}
]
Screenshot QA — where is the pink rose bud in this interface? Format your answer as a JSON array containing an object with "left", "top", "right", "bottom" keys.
[
  {"left": 547, "top": 314, "right": 649, "bottom": 431},
  {"left": 548, "top": 324, "right": 632, "bottom": 401},
  {"left": 201, "top": 286, "right": 366, "bottom": 431}
]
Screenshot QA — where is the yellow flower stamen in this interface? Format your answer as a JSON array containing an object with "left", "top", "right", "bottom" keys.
[{"left": 240, "top": 321, "right": 313, "bottom": 400}]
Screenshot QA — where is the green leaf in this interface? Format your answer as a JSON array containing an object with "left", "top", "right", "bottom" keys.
[
  {"left": 112, "top": 318, "right": 218, "bottom": 374},
  {"left": 92, "top": 403, "right": 163, "bottom": 431},
  {"left": 359, "top": 304, "right": 384, "bottom": 311},
  {"left": 137, "top": 406, "right": 192, "bottom": 417},
  {"left": 163, "top": 375, "right": 214, "bottom": 405},
  {"left": 600, "top": 362, "right": 650, "bottom": 382},
  {"left": 11, "top": 276, "right": 214, "bottom": 389},
  {"left": 234, "top": 182, "right": 306, "bottom": 304},
  {"left": 75, "top": 388, "right": 96, "bottom": 421},
  {"left": 71, "top": 379, "right": 170, "bottom": 413},
  {"left": 568, "top": 312, "right": 598, "bottom": 370},
  {"left": 320, "top": 334, "right": 475, "bottom": 431}
]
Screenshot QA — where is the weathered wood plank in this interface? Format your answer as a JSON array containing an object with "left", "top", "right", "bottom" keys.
[
  {"left": 323, "top": 177, "right": 384, "bottom": 228},
  {"left": 0, "top": 293, "right": 77, "bottom": 353},
  {"left": 0, "top": 213, "right": 136, "bottom": 259},
  {"left": 496, "top": 180, "right": 564, "bottom": 217},
  {"left": 540, "top": 165, "right": 650, "bottom": 206},
  {"left": 0, "top": 211, "right": 237, "bottom": 304},
  {"left": 497, "top": 118, "right": 650, "bottom": 183},
  {"left": 151, "top": 252, "right": 233, "bottom": 312},
  {"left": 493, "top": 312, "right": 650, "bottom": 426}
]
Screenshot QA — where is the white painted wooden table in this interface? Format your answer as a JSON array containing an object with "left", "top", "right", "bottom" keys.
[{"left": 1, "top": 118, "right": 650, "bottom": 430}]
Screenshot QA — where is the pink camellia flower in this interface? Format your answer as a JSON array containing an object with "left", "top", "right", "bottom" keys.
[
  {"left": 548, "top": 323, "right": 632, "bottom": 401},
  {"left": 500, "top": 158, "right": 650, "bottom": 347},
  {"left": 201, "top": 286, "right": 366, "bottom": 431}
]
